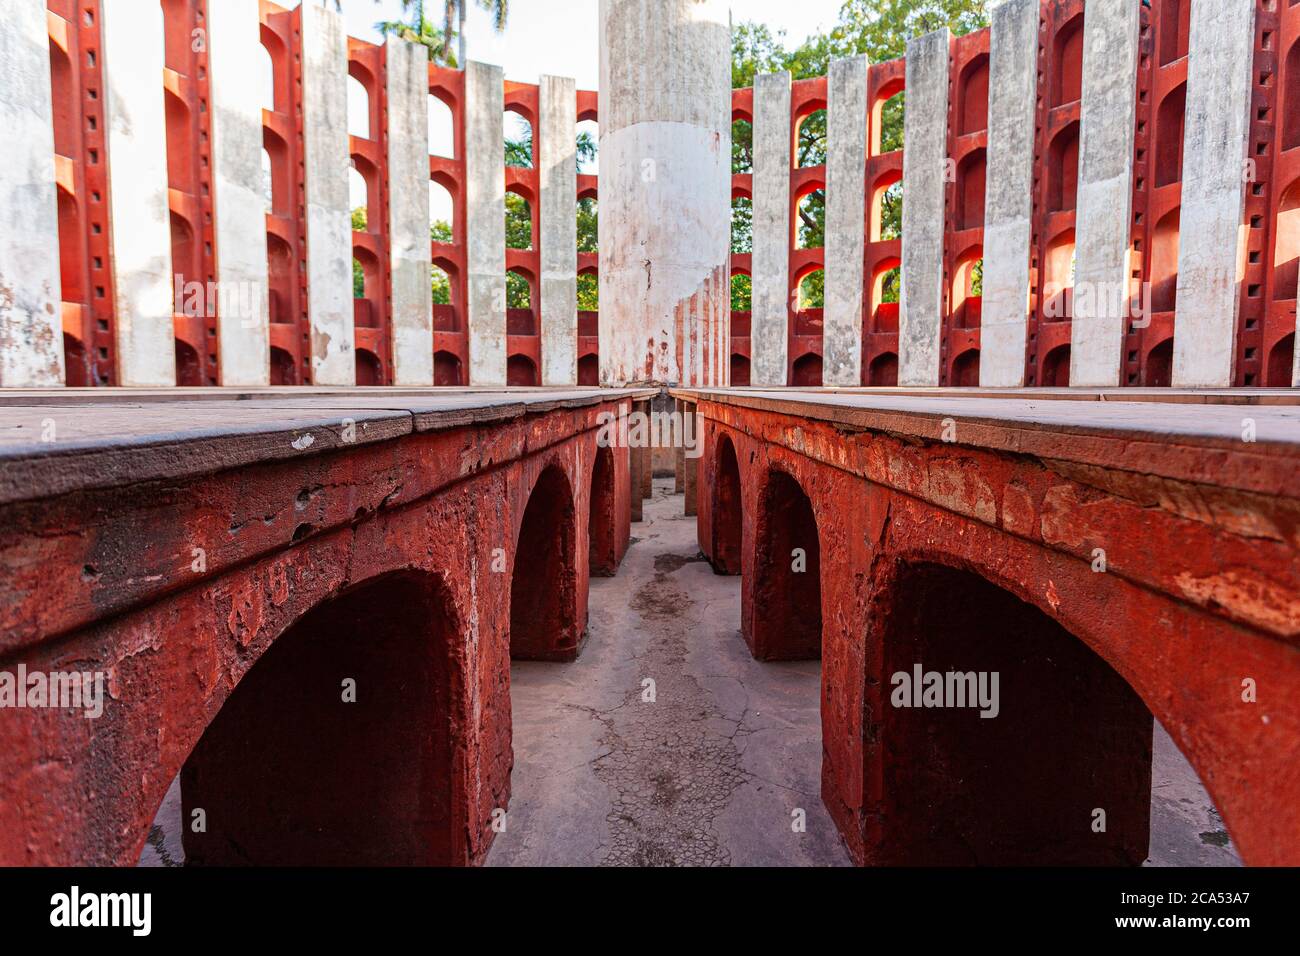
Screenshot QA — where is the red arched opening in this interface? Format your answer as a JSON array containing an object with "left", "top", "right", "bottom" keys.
[
  {"left": 868, "top": 351, "right": 898, "bottom": 387},
  {"left": 1274, "top": 178, "right": 1300, "bottom": 301},
  {"left": 270, "top": 346, "right": 296, "bottom": 386},
  {"left": 1268, "top": 334, "right": 1295, "bottom": 387},
  {"left": 63, "top": 334, "right": 90, "bottom": 387},
  {"left": 1285, "top": 39, "right": 1300, "bottom": 152},
  {"left": 175, "top": 340, "right": 202, "bottom": 387},
  {"left": 958, "top": 55, "right": 989, "bottom": 136},
  {"left": 730, "top": 353, "right": 751, "bottom": 386},
  {"left": 1041, "top": 344, "right": 1071, "bottom": 387},
  {"left": 1051, "top": 14, "right": 1084, "bottom": 107},
  {"left": 578, "top": 353, "right": 600, "bottom": 386},
  {"left": 711, "top": 434, "right": 742, "bottom": 576},
  {"left": 434, "top": 350, "right": 462, "bottom": 386},
  {"left": 1047, "top": 122, "right": 1079, "bottom": 213},
  {"left": 951, "top": 348, "right": 980, "bottom": 387},
  {"left": 588, "top": 446, "right": 618, "bottom": 577},
  {"left": 181, "top": 571, "right": 462, "bottom": 865},
  {"left": 511, "top": 465, "right": 580, "bottom": 661},
  {"left": 1155, "top": 83, "right": 1187, "bottom": 188},
  {"left": 507, "top": 354, "right": 539, "bottom": 387},
  {"left": 1145, "top": 337, "right": 1174, "bottom": 387},
  {"left": 955, "top": 149, "right": 986, "bottom": 231},
  {"left": 791, "top": 352, "right": 823, "bottom": 387},
  {"left": 749, "top": 470, "right": 821, "bottom": 661},
  {"left": 876, "top": 562, "right": 1153, "bottom": 865},
  {"left": 1150, "top": 209, "right": 1181, "bottom": 315},
  {"left": 355, "top": 348, "right": 382, "bottom": 386}
]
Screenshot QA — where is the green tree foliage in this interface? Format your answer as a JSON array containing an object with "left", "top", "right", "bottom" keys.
[
  {"left": 730, "top": 0, "right": 989, "bottom": 284},
  {"left": 373, "top": 1, "right": 512, "bottom": 68}
]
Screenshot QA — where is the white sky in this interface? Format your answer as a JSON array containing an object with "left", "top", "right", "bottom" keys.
[{"left": 309, "top": 0, "right": 847, "bottom": 218}]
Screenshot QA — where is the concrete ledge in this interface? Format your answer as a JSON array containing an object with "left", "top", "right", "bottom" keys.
[
  {"left": 0, "top": 388, "right": 656, "bottom": 505},
  {"left": 671, "top": 387, "right": 1300, "bottom": 498}
]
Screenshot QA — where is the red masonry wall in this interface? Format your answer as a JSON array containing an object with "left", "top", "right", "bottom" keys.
[
  {"left": 43, "top": 3, "right": 600, "bottom": 388},
  {"left": 46, "top": 0, "right": 117, "bottom": 387}
]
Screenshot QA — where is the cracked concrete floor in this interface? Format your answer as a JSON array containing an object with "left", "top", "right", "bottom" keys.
[{"left": 138, "top": 479, "right": 1241, "bottom": 867}]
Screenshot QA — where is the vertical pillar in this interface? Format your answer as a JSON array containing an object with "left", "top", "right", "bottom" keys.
[
  {"left": 598, "top": 0, "right": 731, "bottom": 386},
  {"left": 1070, "top": 0, "right": 1140, "bottom": 387},
  {"left": 540, "top": 74, "right": 578, "bottom": 386},
  {"left": 466, "top": 60, "right": 506, "bottom": 386},
  {"left": 101, "top": 0, "right": 175, "bottom": 387},
  {"left": 751, "top": 71, "right": 793, "bottom": 387},
  {"left": 301, "top": 3, "right": 355, "bottom": 386},
  {"left": 899, "top": 29, "right": 950, "bottom": 387},
  {"left": 683, "top": 401, "right": 698, "bottom": 517},
  {"left": 208, "top": 0, "right": 270, "bottom": 386},
  {"left": 674, "top": 398, "right": 686, "bottom": 493},
  {"left": 386, "top": 38, "right": 433, "bottom": 386},
  {"left": 1173, "top": 0, "right": 1256, "bottom": 388},
  {"left": 629, "top": 416, "right": 644, "bottom": 522},
  {"left": 823, "top": 55, "right": 869, "bottom": 387},
  {"left": 0, "top": 0, "right": 64, "bottom": 387},
  {"left": 979, "top": 0, "right": 1038, "bottom": 388}
]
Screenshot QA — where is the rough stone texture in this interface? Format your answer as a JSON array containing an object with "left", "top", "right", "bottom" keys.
[
  {"left": 100, "top": 0, "right": 175, "bottom": 387},
  {"left": 1172, "top": 0, "right": 1256, "bottom": 388},
  {"left": 979, "top": 0, "right": 1038, "bottom": 388},
  {"left": 386, "top": 39, "right": 434, "bottom": 386},
  {"left": 750, "top": 71, "right": 793, "bottom": 387},
  {"left": 899, "top": 29, "right": 950, "bottom": 387},
  {"left": 467, "top": 61, "right": 507, "bottom": 387},
  {"left": 300, "top": 3, "right": 356, "bottom": 386},
  {"left": 598, "top": 0, "right": 730, "bottom": 387},
  {"left": 823, "top": 56, "right": 869, "bottom": 388},
  {"left": 0, "top": 388, "right": 648, "bottom": 865},
  {"left": 540, "top": 75, "right": 578, "bottom": 386},
  {"left": 1070, "top": 0, "right": 1140, "bottom": 387},
  {"left": 0, "top": 0, "right": 64, "bottom": 387},
  {"left": 683, "top": 385, "right": 1300, "bottom": 866},
  {"left": 208, "top": 0, "right": 271, "bottom": 386}
]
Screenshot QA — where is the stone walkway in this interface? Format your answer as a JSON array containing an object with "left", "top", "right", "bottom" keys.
[{"left": 486, "top": 478, "right": 851, "bottom": 866}]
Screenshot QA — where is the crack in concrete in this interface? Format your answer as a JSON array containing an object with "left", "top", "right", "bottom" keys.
[{"left": 590, "top": 549, "right": 750, "bottom": 867}]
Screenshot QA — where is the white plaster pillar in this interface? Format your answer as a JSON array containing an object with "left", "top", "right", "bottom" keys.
[
  {"left": 750, "top": 71, "right": 792, "bottom": 387},
  {"left": 1070, "top": 0, "right": 1140, "bottom": 387},
  {"left": 823, "top": 55, "right": 869, "bottom": 388},
  {"left": 386, "top": 37, "right": 434, "bottom": 386},
  {"left": 899, "top": 28, "right": 950, "bottom": 387},
  {"left": 466, "top": 60, "right": 506, "bottom": 387},
  {"left": 1172, "top": 0, "right": 1256, "bottom": 388},
  {"left": 540, "top": 74, "right": 578, "bottom": 386},
  {"left": 0, "top": 0, "right": 64, "bottom": 387},
  {"left": 208, "top": 0, "right": 271, "bottom": 386},
  {"left": 598, "top": 0, "right": 731, "bottom": 386},
  {"left": 301, "top": 2, "right": 356, "bottom": 386},
  {"left": 979, "top": 0, "right": 1038, "bottom": 388}
]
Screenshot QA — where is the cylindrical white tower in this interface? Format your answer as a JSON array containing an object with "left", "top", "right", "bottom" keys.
[{"left": 598, "top": 0, "right": 731, "bottom": 387}]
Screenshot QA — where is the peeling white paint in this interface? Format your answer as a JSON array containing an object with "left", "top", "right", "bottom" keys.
[
  {"left": 0, "top": 0, "right": 64, "bottom": 388},
  {"left": 302, "top": 3, "right": 356, "bottom": 386}
]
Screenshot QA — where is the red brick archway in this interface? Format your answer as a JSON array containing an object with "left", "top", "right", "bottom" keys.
[
  {"left": 748, "top": 469, "right": 822, "bottom": 661},
  {"left": 181, "top": 570, "right": 463, "bottom": 865},
  {"left": 510, "top": 464, "right": 581, "bottom": 661},
  {"left": 875, "top": 560, "right": 1152, "bottom": 865},
  {"left": 588, "top": 446, "right": 617, "bottom": 577},
  {"left": 710, "top": 435, "right": 742, "bottom": 576}
]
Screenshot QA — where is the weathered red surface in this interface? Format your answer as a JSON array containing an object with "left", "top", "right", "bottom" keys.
[
  {"left": 689, "top": 389, "right": 1300, "bottom": 866},
  {"left": 0, "top": 392, "right": 636, "bottom": 866}
]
